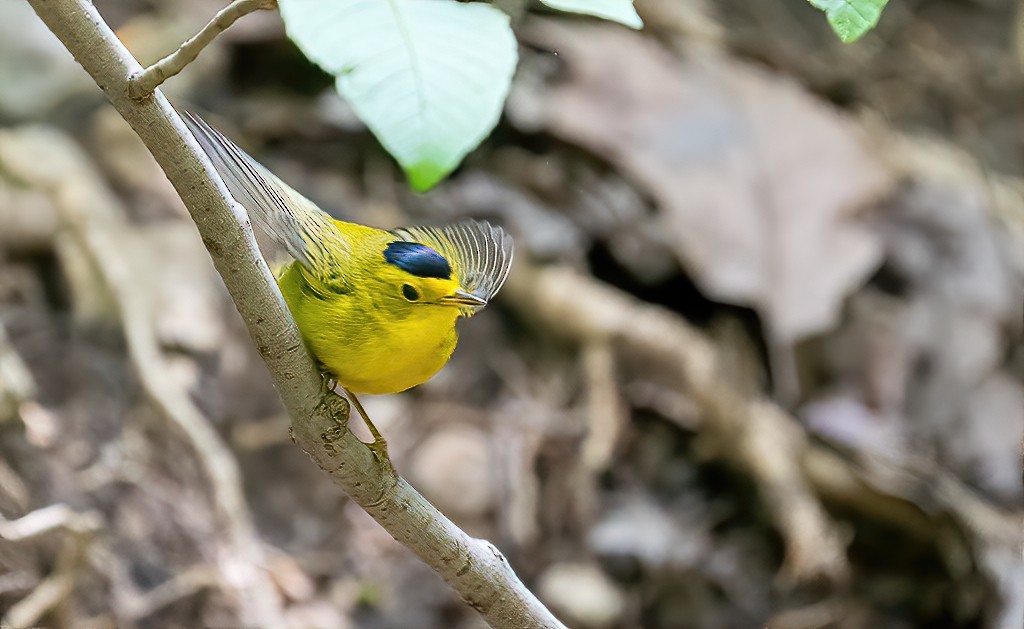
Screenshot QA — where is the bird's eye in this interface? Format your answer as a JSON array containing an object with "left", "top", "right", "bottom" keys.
[{"left": 402, "top": 284, "right": 420, "bottom": 301}]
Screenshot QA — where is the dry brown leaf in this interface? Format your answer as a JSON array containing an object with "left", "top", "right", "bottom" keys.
[{"left": 518, "top": 21, "right": 892, "bottom": 341}]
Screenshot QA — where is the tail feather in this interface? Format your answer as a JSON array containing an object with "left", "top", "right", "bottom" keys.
[{"left": 181, "top": 110, "right": 349, "bottom": 278}]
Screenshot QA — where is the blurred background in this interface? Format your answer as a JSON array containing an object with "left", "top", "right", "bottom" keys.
[{"left": 1, "top": 0, "right": 1022, "bottom": 627}]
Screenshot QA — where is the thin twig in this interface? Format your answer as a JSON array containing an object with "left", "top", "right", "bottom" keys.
[
  {"left": 26, "top": 1, "right": 566, "bottom": 626},
  {"left": 127, "top": 0, "right": 278, "bottom": 100}
]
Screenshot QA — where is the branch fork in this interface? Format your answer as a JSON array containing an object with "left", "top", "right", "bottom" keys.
[{"left": 127, "top": 0, "right": 278, "bottom": 100}]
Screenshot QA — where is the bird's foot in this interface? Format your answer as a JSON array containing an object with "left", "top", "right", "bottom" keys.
[{"left": 367, "top": 437, "right": 395, "bottom": 475}]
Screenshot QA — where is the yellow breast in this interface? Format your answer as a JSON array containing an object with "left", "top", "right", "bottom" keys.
[{"left": 277, "top": 261, "right": 460, "bottom": 395}]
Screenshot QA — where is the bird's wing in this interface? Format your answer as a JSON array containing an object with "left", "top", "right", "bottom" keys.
[
  {"left": 181, "top": 111, "right": 350, "bottom": 286},
  {"left": 390, "top": 220, "right": 514, "bottom": 303}
]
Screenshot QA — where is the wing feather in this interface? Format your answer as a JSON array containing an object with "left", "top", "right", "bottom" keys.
[
  {"left": 391, "top": 220, "right": 514, "bottom": 304},
  {"left": 181, "top": 110, "right": 349, "bottom": 284}
]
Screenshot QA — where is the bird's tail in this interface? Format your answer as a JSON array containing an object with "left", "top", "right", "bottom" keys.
[{"left": 180, "top": 111, "right": 350, "bottom": 275}]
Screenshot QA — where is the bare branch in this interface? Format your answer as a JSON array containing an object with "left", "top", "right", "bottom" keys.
[
  {"left": 127, "top": 0, "right": 278, "bottom": 99},
  {"left": 25, "top": 0, "right": 565, "bottom": 626}
]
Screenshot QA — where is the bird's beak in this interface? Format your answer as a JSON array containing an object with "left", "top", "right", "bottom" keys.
[{"left": 441, "top": 288, "right": 487, "bottom": 309}]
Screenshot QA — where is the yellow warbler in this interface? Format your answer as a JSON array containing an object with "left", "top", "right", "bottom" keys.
[{"left": 182, "top": 112, "right": 512, "bottom": 446}]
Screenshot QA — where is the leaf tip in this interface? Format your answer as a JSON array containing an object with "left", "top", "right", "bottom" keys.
[{"left": 405, "top": 160, "right": 451, "bottom": 192}]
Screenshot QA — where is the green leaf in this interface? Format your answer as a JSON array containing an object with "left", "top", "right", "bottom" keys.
[
  {"left": 539, "top": 0, "right": 643, "bottom": 29},
  {"left": 808, "top": 0, "right": 887, "bottom": 42},
  {"left": 278, "top": 0, "right": 518, "bottom": 191}
]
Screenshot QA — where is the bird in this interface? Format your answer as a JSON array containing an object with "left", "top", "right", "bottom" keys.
[{"left": 181, "top": 111, "right": 513, "bottom": 457}]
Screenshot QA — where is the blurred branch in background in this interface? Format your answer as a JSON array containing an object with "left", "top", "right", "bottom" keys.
[
  {"left": 0, "top": 503, "right": 102, "bottom": 542},
  {"left": 506, "top": 264, "right": 851, "bottom": 583},
  {"left": 507, "top": 262, "right": 1023, "bottom": 624}
]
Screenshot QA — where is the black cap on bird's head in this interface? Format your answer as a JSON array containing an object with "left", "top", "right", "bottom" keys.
[{"left": 383, "top": 241, "right": 452, "bottom": 280}]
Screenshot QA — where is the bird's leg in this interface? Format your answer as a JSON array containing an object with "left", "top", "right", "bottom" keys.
[{"left": 343, "top": 388, "right": 393, "bottom": 471}]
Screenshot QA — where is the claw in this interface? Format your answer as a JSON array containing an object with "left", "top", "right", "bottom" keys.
[
  {"left": 367, "top": 437, "right": 395, "bottom": 475},
  {"left": 320, "top": 372, "right": 338, "bottom": 395}
]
